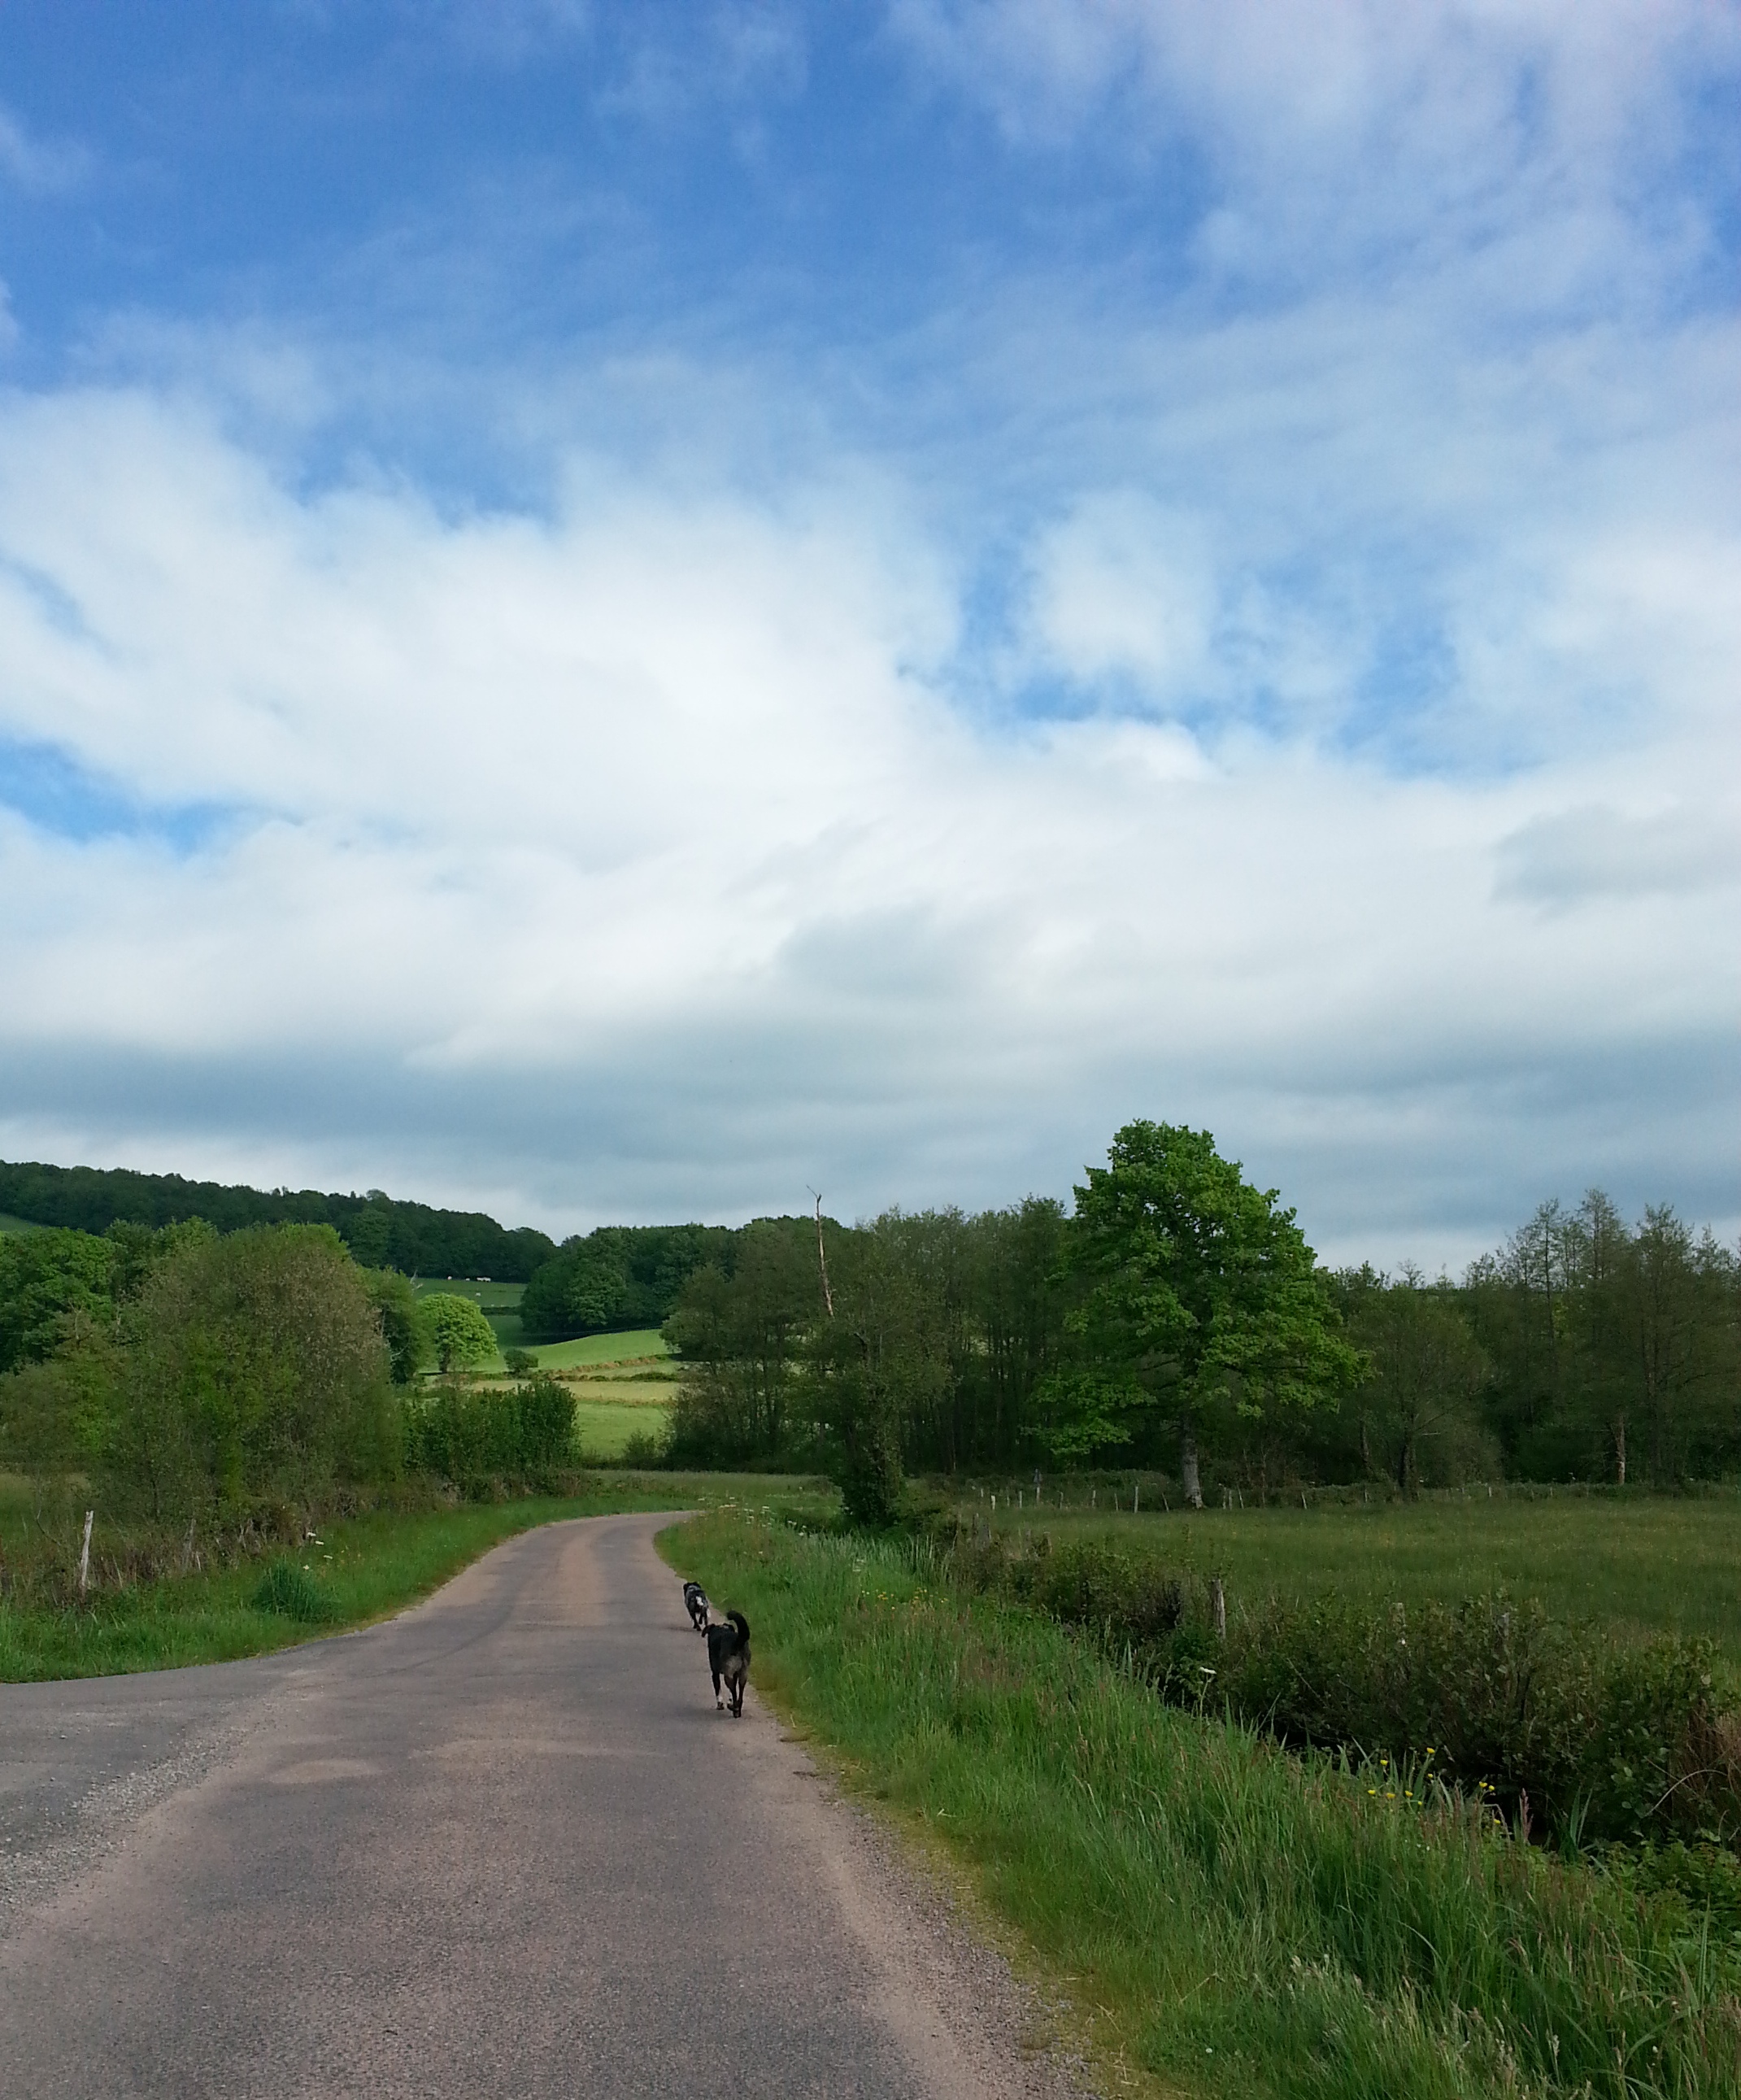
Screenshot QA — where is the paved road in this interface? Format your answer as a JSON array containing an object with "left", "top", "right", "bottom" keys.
[{"left": 1, "top": 1512, "right": 1081, "bottom": 2099}]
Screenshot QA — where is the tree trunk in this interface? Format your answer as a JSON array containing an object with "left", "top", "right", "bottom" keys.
[
  {"left": 1181, "top": 1423, "right": 1203, "bottom": 1510},
  {"left": 1614, "top": 1414, "right": 1626, "bottom": 1488}
]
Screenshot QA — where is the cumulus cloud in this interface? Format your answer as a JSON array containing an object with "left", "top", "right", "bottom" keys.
[{"left": 0, "top": 378, "right": 1734, "bottom": 1266}]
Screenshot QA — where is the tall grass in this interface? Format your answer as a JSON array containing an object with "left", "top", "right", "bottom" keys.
[{"left": 668, "top": 1510, "right": 1741, "bottom": 2100}]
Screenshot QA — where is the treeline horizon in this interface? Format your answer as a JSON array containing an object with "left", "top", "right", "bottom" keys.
[
  {"left": 5, "top": 1138, "right": 1736, "bottom": 1513},
  {"left": 0, "top": 1157, "right": 557, "bottom": 1283}
]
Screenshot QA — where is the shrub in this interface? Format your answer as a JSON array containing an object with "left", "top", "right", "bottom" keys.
[
  {"left": 954, "top": 1532, "right": 1741, "bottom": 1849},
  {"left": 402, "top": 1373, "right": 575, "bottom": 1490}
]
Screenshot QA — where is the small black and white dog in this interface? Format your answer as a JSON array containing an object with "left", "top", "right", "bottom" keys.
[
  {"left": 706, "top": 1610, "right": 751, "bottom": 1717},
  {"left": 683, "top": 1579, "right": 711, "bottom": 1633}
]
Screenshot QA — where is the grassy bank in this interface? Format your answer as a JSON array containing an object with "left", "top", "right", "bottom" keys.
[
  {"left": 666, "top": 1509, "right": 1741, "bottom": 2100},
  {"left": 0, "top": 1472, "right": 834, "bottom": 1681},
  {"left": 962, "top": 1487, "right": 1741, "bottom": 1658}
]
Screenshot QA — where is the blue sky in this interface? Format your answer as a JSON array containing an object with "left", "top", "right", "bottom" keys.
[{"left": 1, "top": 1, "right": 1737, "bottom": 1264}]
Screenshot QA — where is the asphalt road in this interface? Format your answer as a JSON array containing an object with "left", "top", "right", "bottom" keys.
[{"left": 0, "top": 1512, "right": 1084, "bottom": 2099}]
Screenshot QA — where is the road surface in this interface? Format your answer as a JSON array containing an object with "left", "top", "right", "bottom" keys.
[{"left": 1, "top": 1511, "right": 1086, "bottom": 2098}]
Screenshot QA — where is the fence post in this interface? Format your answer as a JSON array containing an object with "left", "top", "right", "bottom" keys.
[
  {"left": 78, "top": 1509, "right": 94, "bottom": 1597},
  {"left": 1210, "top": 1575, "right": 1226, "bottom": 1640}
]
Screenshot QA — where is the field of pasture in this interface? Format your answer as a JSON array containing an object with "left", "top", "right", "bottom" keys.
[{"left": 956, "top": 1481, "right": 1741, "bottom": 1658}]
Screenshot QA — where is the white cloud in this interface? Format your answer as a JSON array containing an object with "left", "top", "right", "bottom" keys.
[
  {"left": 0, "top": 105, "right": 90, "bottom": 194},
  {"left": 1023, "top": 493, "right": 1216, "bottom": 702},
  {"left": 886, "top": 1, "right": 1740, "bottom": 298},
  {"left": 0, "top": 380, "right": 1735, "bottom": 1266}
]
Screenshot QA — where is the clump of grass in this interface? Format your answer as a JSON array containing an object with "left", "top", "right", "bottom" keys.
[
  {"left": 667, "top": 1510, "right": 1741, "bottom": 2100},
  {"left": 251, "top": 1558, "right": 336, "bottom": 1621}
]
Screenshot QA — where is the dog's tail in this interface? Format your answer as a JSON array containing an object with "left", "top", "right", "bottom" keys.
[{"left": 727, "top": 1610, "right": 750, "bottom": 1641}]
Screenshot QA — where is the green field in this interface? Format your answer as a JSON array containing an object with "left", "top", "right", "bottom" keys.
[
  {"left": 572, "top": 1399, "right": 669, "bottom": 1459},
  {"left": 963, "top": 1488, "right": 1741, "bottom": 1659},
  {"left": 409, "top": 1278, "right": 526, "bottom": 1302},
  {"left": 0, "top": 1211, "right": 46, "bottom": 1233},
  {"left": 525, "top": 1328, "right": 670, "bottom": 1369}
]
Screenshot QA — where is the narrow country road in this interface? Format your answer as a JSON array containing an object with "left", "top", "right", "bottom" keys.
[{"left": 0, "top": 1512, "right": 1084, "bottom": 2099}]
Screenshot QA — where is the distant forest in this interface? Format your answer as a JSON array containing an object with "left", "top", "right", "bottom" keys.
[{"left": 0, "top": 1159, "right": 556, "bottom": 1283}]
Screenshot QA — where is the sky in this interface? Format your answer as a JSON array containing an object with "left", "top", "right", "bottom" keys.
[{"left": 0, "top": 1, "right": 1736, "bottom": 1269}]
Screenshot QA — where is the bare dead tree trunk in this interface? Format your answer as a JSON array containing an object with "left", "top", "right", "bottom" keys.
[
  {"left": 1614, "top": 1414, "right": 1626, "bottom": 1487},
  {"left": 811, "top": 1192, "right": 834, "bottom": 1319},
  {"left": 1180, "top": 1423, "right": 1203, "bottom": 1510}
]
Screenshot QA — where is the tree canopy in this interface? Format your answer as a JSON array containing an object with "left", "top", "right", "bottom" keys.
[
  {"left": 1039, "top": 1122, "right": 1363, "bottom": 1501},
  {"left": 418, "top": 1292, "right": 499, "bottom": 1374}
]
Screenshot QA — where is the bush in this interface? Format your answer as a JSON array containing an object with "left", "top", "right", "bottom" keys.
[
  {"left": 252, "top": 1558, "right": 335, "bottom": 1621},
  {"left": 402, "top": 1373, "right": 576, "bottom": 1490},
  {"left": 955, "top": 1533, "right": 1741, "bottom": 1849}
]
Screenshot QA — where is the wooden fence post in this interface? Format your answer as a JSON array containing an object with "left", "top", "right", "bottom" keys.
[
  {"left": 1210, "top": 1575, "right": 1226, "bottom": 1640},
  {"left": 78, "top": 1509, "right": 94, "bottom": 1597}
]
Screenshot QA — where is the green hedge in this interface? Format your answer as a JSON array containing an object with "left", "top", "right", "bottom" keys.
[
  {"left": 954, "top": 1533, "right": 1741, "bottom": 1849},
  {"left": 402, "top": 1374, "right": 575, "bottom": 1490}
]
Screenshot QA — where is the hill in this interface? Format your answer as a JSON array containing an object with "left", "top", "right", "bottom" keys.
[{"left": 0, "top": 1159, "right": 557, "bottom": 1283}]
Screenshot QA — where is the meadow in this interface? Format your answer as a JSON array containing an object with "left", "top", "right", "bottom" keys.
[
  {"left": 959, "top": 1484, "right": 1741, "bottom": 1658},
  {"left": 668, "top": 1505, "right": 1741, "bottom": 2100},
  {"left": 521, "top": 1330, "right": 674, "bottom": 1454}
]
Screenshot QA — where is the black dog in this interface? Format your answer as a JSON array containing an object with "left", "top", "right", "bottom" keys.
[
  {"left": 706, "top": 1610, "right": 751, "bottom": 1717},
  {"left": 682, "top": 1580, "right": 711, "bottom": 1633}
]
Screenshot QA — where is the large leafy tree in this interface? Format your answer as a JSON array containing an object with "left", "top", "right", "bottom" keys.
[
  {"left": 418, "top": 1292, "right": 498, "bottom": 1375},
  {"left": 1043, "top": 1122, "right": 1363, "bottom": 1504}
]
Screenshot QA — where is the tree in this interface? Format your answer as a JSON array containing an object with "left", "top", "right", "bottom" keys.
[
  {"left": 811, "top": 1217, "right": 951, "bottom": 1527},
  {"left": 664, "top": 1219, "right": 816, "bottom": 1464},
  {"left": 363, "top": 1267, "right": 426, "bottom": 1384},
  {"left": 1044, "top": 1122, "right": 1363, "bottom": 1505},
  {"left": 418, "top": 1292, "right": 498, "bottom": 1375},
  {"left": 107, "top": 1225, "right": 395, "bottom": 1519},
  {"left": 1346, "top": 1267, "right": 1491, "bottom": 1493},
  {"left": 0, "top": 1227, "right": 117, "bottom": 1373}
]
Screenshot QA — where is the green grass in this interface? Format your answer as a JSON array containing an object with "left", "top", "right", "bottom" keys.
[
  {"left": 410, "top": 1277, "right": 525, "bottom": 1305},
  {"left": 0, "top": 1211, "right": 47, "bottom": 1233},
  {"left": 573, "top": 1399, "right": 672, "bottom": 1459},
  {"left": 665, "top": 1508, "right": 1741, "bottom": 2100},
  {"left": 0, "top": 1473, "right": 834, "bottom": 1682},
  {"left": 525, "top": 1328, "right": 670, "bottom": 1369},
  {"left": 961, "top": 1488, "right": 1741, "bottom": 1660}
]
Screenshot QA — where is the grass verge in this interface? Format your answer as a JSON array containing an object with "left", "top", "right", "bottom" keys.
[
  {"left": 664, "top": 1508, "right": 1741, "bottom": 2100},
  {"left": 1, "top": 1472, "right": 834, "bottom": 1681}
]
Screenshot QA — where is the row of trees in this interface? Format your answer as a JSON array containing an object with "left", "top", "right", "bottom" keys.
[
  {"left": 662, "top": 1126, "right": 1740, "bottom": 1513},
  {"left": 0, "top": 1159, "right": 557, "bottom": 1281},
  {"left": 4, "top": 1125, "right": 1734, "bottom": 1525},
  {"left": 1, "top": 1223, "right": 399, "bottom": 1520},
  {"left": 518, "top": 1223, "right": 741, "bottom": 1340},
  {"left": 0, "top": 1226, "right": 539, "bottom": 1522}
]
